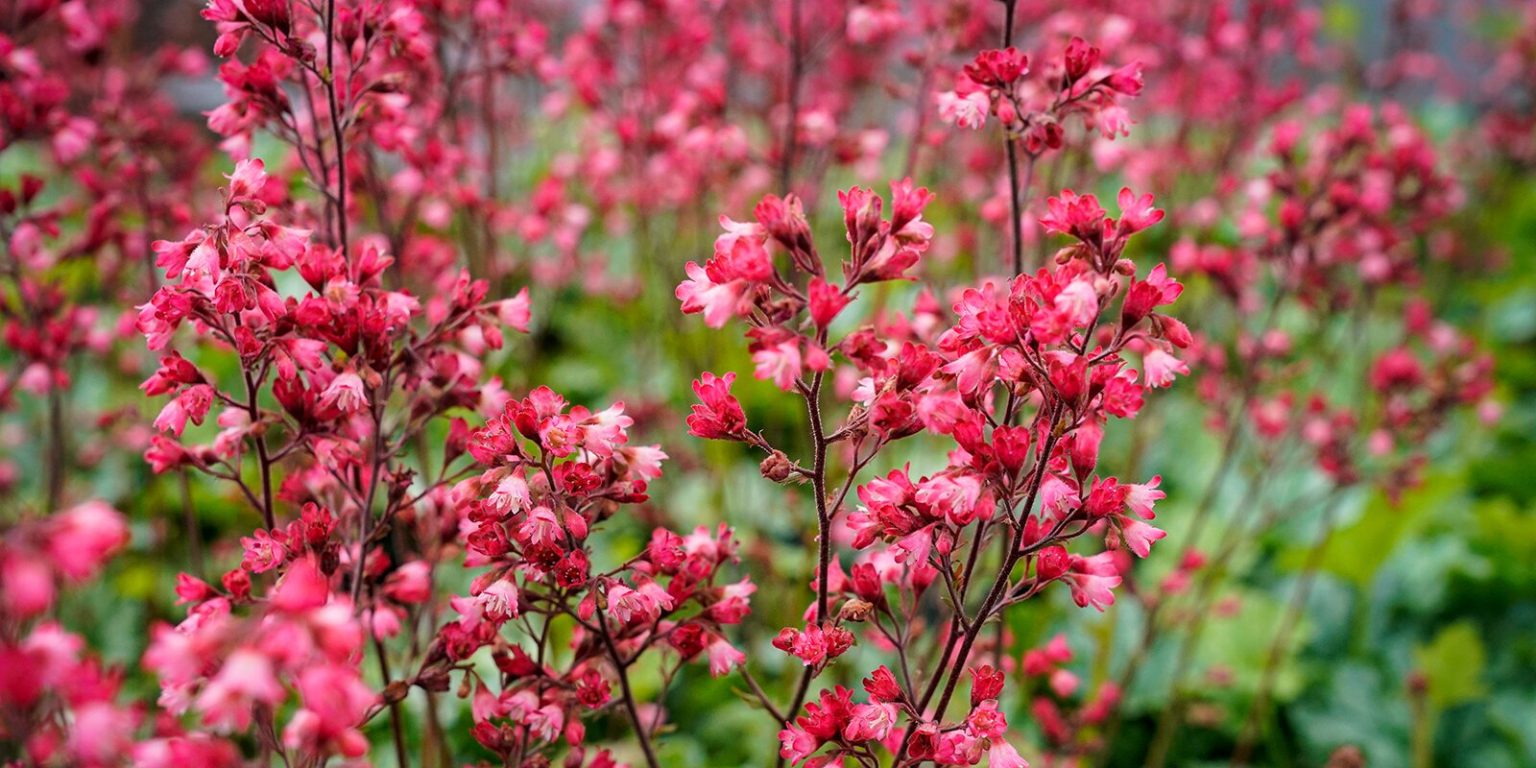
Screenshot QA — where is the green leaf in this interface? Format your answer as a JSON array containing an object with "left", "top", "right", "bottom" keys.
[
  {"left": 1322, "top": 2, "right": 1362, "bottom": 40},
  {"left": 1413, "top": 621, "right": 1489, "bottom": 714},
  {"left": 1302, "top": 475, "right": 1454, "bottom": 587}
]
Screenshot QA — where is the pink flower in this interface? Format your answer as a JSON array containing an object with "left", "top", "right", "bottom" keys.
[
  {"left": 1142, "top": 348, "right": 1188, "bottom": 388},
  {"left": 283, "top": 666, "right": 374, "bottom": 758},
  {"left": 624, "top": 444, "right": 668, "bottom": 481},
  {"left": 194, "top": 650, "right": 284, "bottom": 731},
  {"left": 706, "top": 638, "right": 746, "bottom": 678},
  {"left": 1049, "top": 668, "right": 1080, "bottom": 698},
  {"left": 963, "top": 48, "right": 1029, "bottom": 87},
  {"left": 471, "top": 579, "right": 520, "bottom": 624},
  {"left": 384, "top": 561, "right": 432, "bottom": 604},
  {"left": 942, "top": 347, "right": 997, "bottom": 397},
  {"left": 779, "top": 726, "right": 818, "bottom": 764},
  {"left": 526, "top": 703, "right": 564, "bottom": 742},
  {"left": 915, "top": 473, "right": 989, "bottom": 526},
  {"left": 889, "top": 178, "right": 936, "bottom": 238},
  {"left": 225, "top": 158, "right": 268, "bottom": 204},
  {"left": 608, "top": 581, "right": 673, "bottom": 625},
  {"left": 773, "top": 625, "right": 829, "bottom": 666},
  {"left": 708, "top": 578, "right": 756, "bottom": 624},
  {"left": 1053, "top": 279, "right": 1100, "bottom": 329},
  {"left": 988, "top": 740, "right": 1031, "bottom": 768},
  {"left": 51, "top": 117, "right": 96, "bottom": 164},
  {"left": 46, "top": 501, "right": 129, "bottom": 580},
  {"left": 808, "top": 277, "right": 851, "bottom": 328},
  {"left": 753, "top": 338, "right": 804, "bottom": 391},
  {"left": 864, "top": 666, "right": 904, "bottom": 702},
  {"left": 1118, "top": 518, "right": 1166, "bottom": 558},
  {"left": 970, "top": 664, "right": 1006, "bottom": 704},
  {"left": 715, "top": 215, "right": 767, "bottom": 257},
  {"left": 1040, "top": 190, "right": 1107, "bottom": 241},
  {"left": 1122, "top": 264, "right": 1183, "bottom": 324},
  {"left": 1064, "top": 37, "right": 1100, "bottom": 80},
  {"left": 843, "top": 701, "right": 899, "bottom": 742},
  {"left": 966, "top": 699, "right": 1008, "bottom": 740},
  {"left": 154, "top": 384, "right": 214, "bottom": 435},
  {"left": 938, "top": 90, "right": 990, "bottom": 130},
  {"left": 270, "top": 555, "right": 330, "bottom": 613},
  {"left": 68, "top": 701, "right": 139, "bottom": 765},
  {"left": 1064, "top": 552, "right": 1122, "bottom": 611},
  {"left": 1, "top": 553, "right": 55, "bottom": 619},
  {"left": 145, "top": 435, "right": 190, "bottom": 473},
  {"left": 319, "top": 371, "right": 369, "bottom": 414},
  {"left": 846, "top": 4, "right": 903, "bottom": 43},
  {"left": 131, "top": 736, "right": 239, "bottom": 768},
  {"left": 496, "top": 287, "right": 532, "bottom": 332},
  {"left": 1116, "top": 187, "right": 1165, "bottom": 235},
  {"left": 1124, "top": 476, "right": 1165, "bottom": 519},
  {"left": 1106, "top": 62, "right": 1145, "bottom": 95},
  {"left": 935, "top": 730, "right": 985, "bottom": 764},
  {"left": 676, "top": 260, "right": 748, "bottom": 328},
  {"left": 581, "top": 403, "right": 633, "bottom": 456},
  {"left": 239, "top": 529, "right": 287, "bottom": 573}
]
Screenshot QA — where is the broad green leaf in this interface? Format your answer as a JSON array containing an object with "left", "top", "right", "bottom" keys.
[
  {"left": 1303, "top": 475, "right": 1455, "bottom": 587},
  {"left": 1413, "top": 621, "right": 1489, "bottom": 714}
]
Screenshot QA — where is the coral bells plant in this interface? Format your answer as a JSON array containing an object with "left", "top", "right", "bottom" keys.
[
  {"left": 426, "top": 389, "right": 751, "bottom": 766},
  {"left": 677, "top": 177, "right": 1187, "bottom": 765},
  {"left": 137, "top": 145, "right": 532, "bottom": 762},
  {"left": 1090, "top": 103, "right": 1498, "bottom": 768},
  {"left": 0, "top": 503, "right": 140, "bottom": 765},
  {"left": 0, "top": 0, "right": 1524, "bottom": 765},
  {"left": 0, "top": 0, "right": 209, "bottom": 512},
  {"left": 936, "top": 34, "right": 1145, "bottom": 274}
]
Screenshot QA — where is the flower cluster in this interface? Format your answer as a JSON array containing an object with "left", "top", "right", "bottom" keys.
[
  {"left": 778, "top": 664, "right": 1030, "bottom": 767},
  {"left": 0, "top": 503, "right": 145, "bottom": 766},
  {"left": 1094, "top": 102, "right": 1497, "bottom": 767},
  {"left": 678, "top": 169, "right": 1185, "bottom": 765},
  {"left": 146, "top": 537, "right": 373, "bottom": 761},
  {"left": 0, "top": 0, "right": 1518, "bottom": 766},
  {"left": 1011, "top": 635, "right": 1125, "bottom": 758},
  {"left": 135, "top": 149, "right": 529, "bottom": 760},
  {"left": 939, "top": 37, "right": 1143, "bottom": 150},
  {"left": 0, "top": 0, "right": 210, "bottom": 510},
  {"left": 425, "top": 387, "right": 751, "bottom": 764}
]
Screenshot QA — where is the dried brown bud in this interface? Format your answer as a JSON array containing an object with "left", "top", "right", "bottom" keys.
[
  {"left": 413, "top": 665, "right": 451, "bottom": 693},
  {"left": 839, "top": 598, "right": 874, "bottom": 623},
  {"left": 841, "top": 405, "right": 870, "bottom": 441},
  {"left": 760, "top": 450, "right": 796, "bottom": 483},
  {"left": 1406, "top": 670, "right": 1429, "bottom": 696},
  {"left": 1325, "top": 745, "right": 1366, "bottom": 768},
  {"left": 382, "top": 680, "right": 410, "bottom": 705}
]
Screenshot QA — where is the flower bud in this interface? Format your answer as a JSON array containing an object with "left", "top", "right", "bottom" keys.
[
  {"left": 1036, "top": 546, "right": 1070, "bottom": 582},
  {"left": 839, "top": 598, "right": 874, "bottom": 622},
  {"left": 760, "top": 450, "right": 795, "bottom": 483}
]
